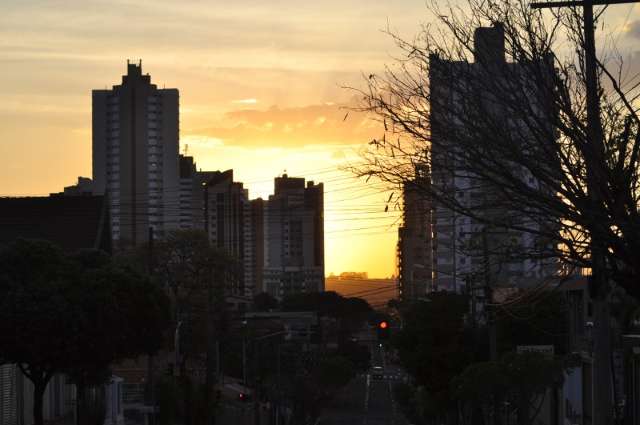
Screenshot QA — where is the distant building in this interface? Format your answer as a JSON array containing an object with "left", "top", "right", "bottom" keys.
[
  {"left": 397, "top": 165, "right": 433, "bottom": 300},
  {"left": 264, "top": 175, "right": 324, "bottom": 298},
  {"left": 60, "top": 176, "right": 94, "bottom": 196},
  {"left": 325, "top": 276, "right": 397, "bottom": 310},
  {"left": 178, "top": 154, "right": 198, "bottom": 230},
  {"left": 204, "top": 170, "right": 254, "bottom": 297},
  {"left": 250, "top": 198, "right": 265, "bottom": 295},
  {"left": 0, "top": 195, "right": 111, "bottom": 253},
  {"left": 92, "top": 61, "right": 180, "bottom": 247},
  {"left": 338, "top": 272, "right": 368, "bottom": 280},
  {"left": 177, "top": 156, "right": 257, "bottom": 297},
  {"left": 163, "top": 159, "right": 325, "bottom": 298}
]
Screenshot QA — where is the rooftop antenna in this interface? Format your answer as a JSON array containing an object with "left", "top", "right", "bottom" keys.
[{"left": 183, "top": 144, "right": 189, "bottom": 155}]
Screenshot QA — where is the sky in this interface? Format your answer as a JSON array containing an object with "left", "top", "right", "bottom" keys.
[{"left": 1, "top": 0, "right": 639, "bottom": 278}]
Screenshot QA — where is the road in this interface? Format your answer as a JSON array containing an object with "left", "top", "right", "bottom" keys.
[{"left": 319, "top": 329, "right": 409, "bottom": 425}]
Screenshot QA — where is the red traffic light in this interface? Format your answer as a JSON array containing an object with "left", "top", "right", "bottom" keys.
[{"left": 379, "top": 321, "right": 388, "bottom": 329}]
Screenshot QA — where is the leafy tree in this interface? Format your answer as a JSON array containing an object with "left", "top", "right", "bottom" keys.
[
  {"left": 66, "top": 249, "right": 170, "bottom": 425},
  {"left": 149, "top": 229, "right": 239, "bottom": 425},
  {"left": 289, "top": 354, "right": 356, "bottom": 424},
  {"left": 282, "top": 290, "right": 373, "bottom": 335},
  {"left": 393, "top": 293, "right": 474, "bottom": 419},
  {"left": 452, "top": 352, "right": 565, "bottom": 425},
  {"left": 496, "top": 291, "right": 568, "bottom": 355},
  {"left": 0, "top": 239, "right": 170, "bottom": 425},
  {"left": 0, "top": 240, "right": 75, "bottom": 425},
  {"left": 337, "top": 339, "right": 371, "bottom": 372}
]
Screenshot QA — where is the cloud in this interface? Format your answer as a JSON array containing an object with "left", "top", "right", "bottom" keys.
[
  {"left": 232, "top": 98, "right": 258, "bottom": 104},
  {"left": 190, "top": 102, "right": 382, "bottom": 148},
  {"left": 624, "top": 20, "right": 640, "bottom": 39}
]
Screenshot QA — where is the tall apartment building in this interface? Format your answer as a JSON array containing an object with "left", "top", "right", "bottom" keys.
[
  {"left": 178, "top": 154, "right": 197, "bottom": 230},
  {"left": 204, "top": 170, "right": 254, "bottom": 297},
  {"left": 397, "top": 165, "right": 433, "bottom": 301},
  {"left": 92, "top": 61, "right": 179, "bottom": 247},
  {"left": 177, "top": 155, "right": 257, "bottom": 297},
  {"left": 173, "top": 159, "right": 324, "bottom": 298},
  {"left": 429, "top": 24, "right": 556, "bottom": 292},
  {"left": 251, "top": 198, "right": 265, "bottom": 295},
  {"left": 264, "top": 175, "right": 324, "bottom": 299}
]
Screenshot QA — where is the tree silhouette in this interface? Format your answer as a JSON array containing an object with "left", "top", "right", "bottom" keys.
[
  {"left": 0, "top": 239, "right": 170, "bottom": 425},
  {"left": 353, "top": 1, "right": 640, "bottom": 419}
]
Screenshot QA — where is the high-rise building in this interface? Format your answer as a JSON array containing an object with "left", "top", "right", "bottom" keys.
[
  {"left": 429, "top": 24, "right": 556, "bottom": 292},
  {"left": 92, "top": 61, "right": 179, "bottom": 247},
  {"left": 397, "top": 165, "right": 433, "bottom": 301},
  {"left": 177, "top": 155, "right": 258, "bottom": 297},
  {"left": 250, "top": 198, "right": 265, "bottom": 295},
  {"left": 264, "top": 175, "right": 324, "bottom": 298},
  {"left": 177, "top": 154, "right": 206, "bottom": 231},
  {"left": 204, "top": 170, "right": 254, "bottom": 297}
]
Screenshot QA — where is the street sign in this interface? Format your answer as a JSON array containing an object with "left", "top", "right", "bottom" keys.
[{"left": 516, "top": 345, "right": 554, "bottom": 356}]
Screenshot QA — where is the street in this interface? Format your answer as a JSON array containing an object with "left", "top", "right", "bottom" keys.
[{"left": 319, "top": 330, "right": 409, "bottom": 425}]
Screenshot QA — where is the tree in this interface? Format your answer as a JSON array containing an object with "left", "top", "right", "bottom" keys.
[
  {"left": 0, "top": 239, "right": 170, "bottom": 425},
  {"left": 393, "top": 293, "right": 475, "bottom": 420},
  {"left": 496, "top": 290, "right": 568, "bottom": 355},
  {"left": 0, "top": 240, "right": 75, "bottom": 425},
  {"left": 149, "top": 229, "right": 239, "bottom": 425},
  {"left": 337, "top": 339, "right": 371, "bottom": 372},
  {"left": 354, "top": 1, "right": 640, "bottom": 420},
  {"left": 356, "top": 0, "right": 640, "bottom": 295},
  {"left": 67, "top": 249, "right": 170, "bottom": 425},
  {"left": 452, "top": 352, "right": 565, "bottom": 425}
]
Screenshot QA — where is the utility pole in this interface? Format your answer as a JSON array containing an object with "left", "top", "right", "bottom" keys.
[
  {"left": 530, "top": 1, "right": 639, "bottom": 423},
  {"left": 146, "top": 226, "right": 156, "bottom": 425}
]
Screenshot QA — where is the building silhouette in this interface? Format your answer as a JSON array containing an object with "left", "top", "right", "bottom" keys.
[
  {"left": 0, "top": 195, "right": 111, "bottom": 253},
  {"left": 250, "top": 198, "right": 265, "bottom": 296},
  {"left": 174, "top": 163, "right": 323, "bottom": 298},
  {"left": 204, "top": 170, "right": 254, "bottom": 296},
  {"left": 177, "top": 155, "right": 260, "bottom": 297},
  {"left": 92, "top": 61, "right": 180, "bottom": 248},
  {"left": 429, "top": 24, "right": 556, "bottom": 292},
  {"left": 397, "top": 165, "right": 433, "bottom": 301},
  {"left": 264, "top": 174, "right": 324, "bottom": 298}
]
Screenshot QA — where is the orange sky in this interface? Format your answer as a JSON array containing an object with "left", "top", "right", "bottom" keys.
[{"left": 1, "top": 0, "right": 638, "bottom": 277}]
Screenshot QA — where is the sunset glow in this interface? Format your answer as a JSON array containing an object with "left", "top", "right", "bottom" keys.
[{"left": 2, "top": 0, "right": 638, "bottom": 277}]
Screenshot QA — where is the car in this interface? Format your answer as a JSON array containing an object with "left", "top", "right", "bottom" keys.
[{"left": 371, "top": 366, "right": 384, "bottom": 380}]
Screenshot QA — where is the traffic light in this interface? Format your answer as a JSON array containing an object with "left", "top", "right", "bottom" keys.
[
  {"left": 377, "top": 321, "right": 390, "bottom": 340},
  {"left": 239, "top": 392, "right": 251, "bottom": 402}
]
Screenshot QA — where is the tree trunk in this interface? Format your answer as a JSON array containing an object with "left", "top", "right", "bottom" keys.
[
  {"left": 183, "top": 374, "right": 192, "bottom": 425},
  {"left": 33, "top": 380, "right": 47, "bottom": 425},
  {"left": 492, "top": 394, "right": 502, "bottom": 425},
  {"left": 516, "top": 391, "right": 530, "bottom": 425},
  {"left": 593, "top": 296, "right": 613, "bottom": 425},
  {"left": 76, "top": 379, "right": 86, "bottom": 425}
]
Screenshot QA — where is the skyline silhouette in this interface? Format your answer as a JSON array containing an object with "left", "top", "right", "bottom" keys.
[{"left": 2, "top": 0, "right": 639, "bottom": 277}]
